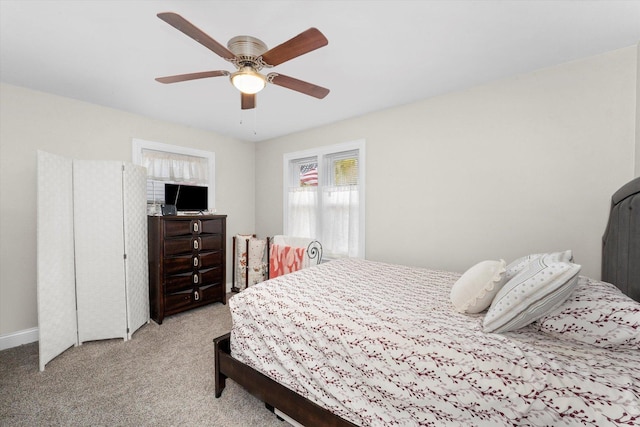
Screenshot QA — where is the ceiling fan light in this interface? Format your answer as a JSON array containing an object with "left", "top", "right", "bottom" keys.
[{"left": 231, "top": 67, "right": 266, "bottom": 94}]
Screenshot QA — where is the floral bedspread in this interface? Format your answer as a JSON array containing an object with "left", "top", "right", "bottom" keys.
[{"left": 229, "top": 258, "right": 640, "bottom": 426}]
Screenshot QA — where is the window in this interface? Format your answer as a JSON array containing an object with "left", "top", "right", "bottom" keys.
[
  {"left": 283, "top": 140, "right": 365, "bottom": 259},
  {"left": 132, "top": 139, "right": 215, "bottom": 212}
]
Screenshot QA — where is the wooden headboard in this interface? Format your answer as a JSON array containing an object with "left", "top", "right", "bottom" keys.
[{"left": 602, "top": 176, "right": 640, "bottom": 302}]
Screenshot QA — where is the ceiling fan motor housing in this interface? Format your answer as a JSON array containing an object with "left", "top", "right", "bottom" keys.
[{"left": 227, "top": 36, "right": 269, "bottom": 70}]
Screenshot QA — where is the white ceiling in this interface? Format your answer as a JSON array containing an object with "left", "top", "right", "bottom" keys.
[{"left": 1, "top": 1, "right": 639, "bottom": 142}]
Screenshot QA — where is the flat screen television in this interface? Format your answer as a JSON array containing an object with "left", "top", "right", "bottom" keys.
[{"left": 164, "top": 183, "right": 208, "bottom": 212}]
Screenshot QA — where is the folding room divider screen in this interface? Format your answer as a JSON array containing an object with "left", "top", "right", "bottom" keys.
[{"left": 36, "top": 150, "right": 149, "bottom": 371}]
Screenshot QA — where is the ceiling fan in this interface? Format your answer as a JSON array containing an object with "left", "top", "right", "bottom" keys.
[{"left": 155, "top": 12, "right": 330, "bottom": 110}]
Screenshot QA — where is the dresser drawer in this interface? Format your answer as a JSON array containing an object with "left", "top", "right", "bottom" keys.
[
  {"left": 200, "top": 219, "right": 223, "bottom": 234},
  {"left": 164, "top": 283, "right": 224, "bottom": 314},
  {"left": 164, "top": 235, "right": 223, "bottom": 256},
  {"left": 165, "top": 267, "right": 223, "bottom": 293},
  {"left": 164, "top": 218, "right": 223, "bottom": 237},
  {"left": 197, "top": 251, "right": 223, "bottom": 268},
  {"left": 164, "top": 219, "right": 198, "bottom": 237},
  {"left": 163, "top": 251, "right": 224, "bottom": 276}
]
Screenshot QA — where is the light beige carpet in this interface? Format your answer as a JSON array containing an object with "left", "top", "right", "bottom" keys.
[{"left": 0, "top": 296, "right": 284, "bottom": 426}]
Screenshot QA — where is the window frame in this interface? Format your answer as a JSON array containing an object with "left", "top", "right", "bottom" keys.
[
  {"left": 131, "top": 138, "right": 216, "bottom": 210},
  {"left": 283, "top": 139, "right": 366, "bottom": 259}
]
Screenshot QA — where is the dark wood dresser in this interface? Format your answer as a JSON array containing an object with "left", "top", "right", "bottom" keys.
[{"left": 148, "top": 215, "right": 227, "bottom": 324}]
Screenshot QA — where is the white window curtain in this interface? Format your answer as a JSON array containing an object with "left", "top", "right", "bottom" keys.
[
  {"left": 287, "top": 187, "right": 318, "bottom": 238},
  {"left": 284, "top": 140, "right": 365, "bottom": 259},
  {"left": 321, "top": 185, "right": 359, "bottom": 258}
]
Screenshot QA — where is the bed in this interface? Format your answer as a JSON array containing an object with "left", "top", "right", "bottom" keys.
[{"left": 214, "top": 178, "right": 640, "bottom": 427}]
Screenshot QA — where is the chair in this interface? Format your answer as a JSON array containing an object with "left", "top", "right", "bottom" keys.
[{"left": 267, "top": 235, "right": 322, "bottom": 279}]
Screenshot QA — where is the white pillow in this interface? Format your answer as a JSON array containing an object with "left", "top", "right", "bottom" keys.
[
  {"left": 483, "top": 255, "right": 581, "bottom": 333},
  {"left": 536, "top": 277, "right": 640, "bottom": 349},
  {"left": 450, "top": 260, "right": 507, "bottom": 313},
  {"left": 505, "top": 250, "right": 573, "bottom": 282}
]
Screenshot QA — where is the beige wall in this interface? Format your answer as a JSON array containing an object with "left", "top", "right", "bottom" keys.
[
  {"left": 256, "top": 47, "right": 637, "bottom": 279},
  {"left": 0, "top": 83, "right": 256, "bottom": 336}
]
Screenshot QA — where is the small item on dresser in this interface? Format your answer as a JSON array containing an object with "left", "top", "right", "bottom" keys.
[{"left": 161, "top": 204, "right": 177, "bottom": 216}]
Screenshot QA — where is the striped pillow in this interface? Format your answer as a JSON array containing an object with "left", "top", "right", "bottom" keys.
[
  {"left": 483, "top": 255, "right": 581, "bottom": 333},
  {"left": 504, "top": 250, "right": 573, "bottom": 282}
]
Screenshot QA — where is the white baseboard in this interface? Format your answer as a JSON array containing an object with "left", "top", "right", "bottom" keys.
[
  {"left": 2, "top": 283, "right": 236, "bottom": 351},
  {"left": 0, "top": 327, "right": 39, "bottom": 351}
]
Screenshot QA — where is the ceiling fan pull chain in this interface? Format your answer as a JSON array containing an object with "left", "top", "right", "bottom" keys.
[
  {"left": 239, "top": 108, "right": 258, "bottom": 136},
  {"left": 253, "top": 108, "right": 258, "bottom": 136}
]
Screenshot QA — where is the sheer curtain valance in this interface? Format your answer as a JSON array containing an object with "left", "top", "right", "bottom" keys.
[{"left": 141, "top": 149, "right": 208, "bottom": 184}]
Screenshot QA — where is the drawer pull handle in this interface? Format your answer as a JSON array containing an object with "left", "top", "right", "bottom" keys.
[
  {"left": 193, "top": 240, "right": 199, "bottom": 250},
  {"left": 193, "top": 274, "right": 199, "bottom": 284},
  {"left": 194, "top": 290, "right": 200, "bottom": 301},
  {"left": 193, "top": 222, "right": 199, "bottom": 233},
  {"left": 193, "top": 257, "right": 199, "bottom": 267}
]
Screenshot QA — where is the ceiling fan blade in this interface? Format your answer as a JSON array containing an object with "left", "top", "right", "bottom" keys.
[
  {"left": 268, "top": 73, "right": 329, "bottom": 99},
  {"left": 241, "top": 93, "right": 256, "bottom": 110},
  {"left": 155, "top": 70, "right": 229, "bottom": 84},
  {"left": 157, "top": 12, "right": 236, "bottom": 60},
  {"left": 261, "top": 28, "right": 328, "bottom": 66}
]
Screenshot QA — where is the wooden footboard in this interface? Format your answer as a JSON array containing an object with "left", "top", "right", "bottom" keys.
[{"left": 213, "top": 333, "right": 356, "bottom": 427}]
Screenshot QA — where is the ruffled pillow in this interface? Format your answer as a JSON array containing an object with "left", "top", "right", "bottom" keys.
[
  {"left": 450, "top": 260, "right": 507, "bottom": 313},
  {"left": 536, "top": 277, "right": 640, "bottom": 349}
]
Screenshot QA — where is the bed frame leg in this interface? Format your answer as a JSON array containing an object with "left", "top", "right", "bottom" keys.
[{"left": 213, "top": 332, "right": 231, "bottom": 398}]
